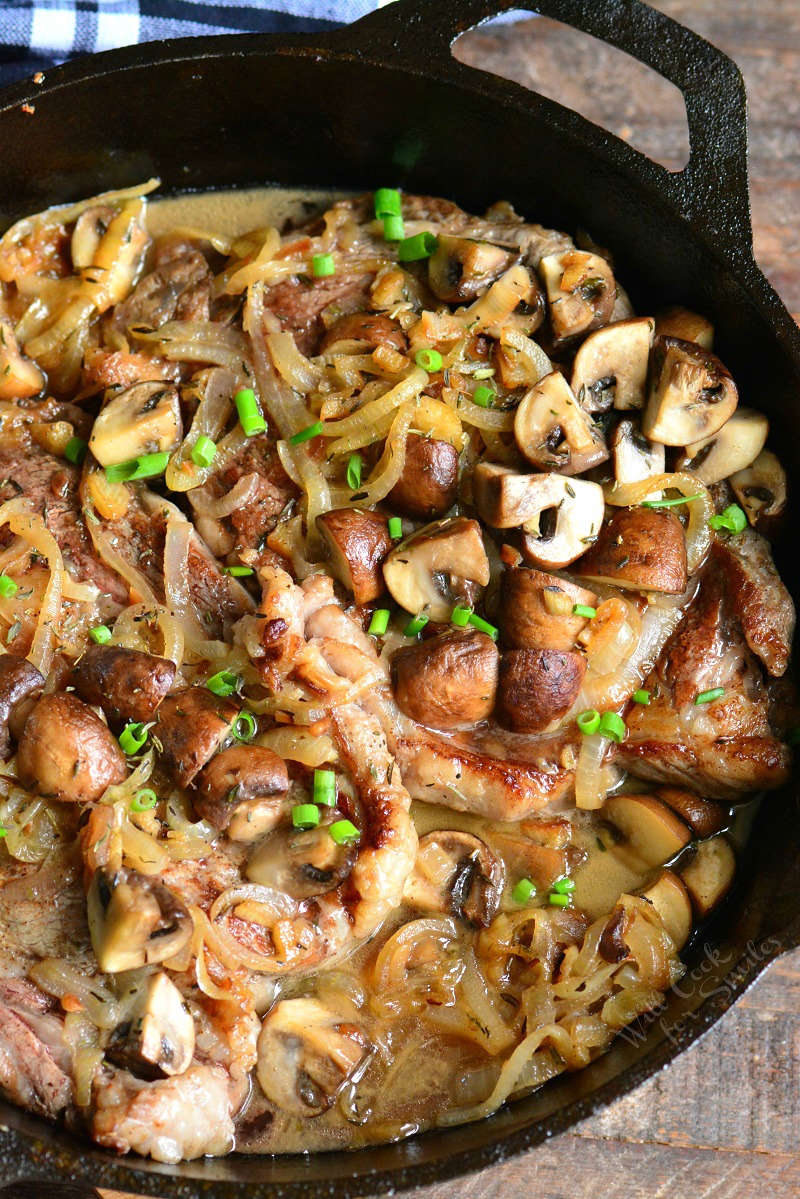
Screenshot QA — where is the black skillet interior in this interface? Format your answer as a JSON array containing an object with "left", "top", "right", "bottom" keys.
[{"left": 1, "top": 1, "right": 800, "bottom": 1195}]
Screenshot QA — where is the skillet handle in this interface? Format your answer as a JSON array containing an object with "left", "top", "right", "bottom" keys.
[{"left": 348, "top": 0, "right": 752, "bottom": 254}]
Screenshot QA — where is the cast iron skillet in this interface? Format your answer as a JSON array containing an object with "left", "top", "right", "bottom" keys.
[{"left": 0, "top": 1, "right": 799, "bottom": 1195}]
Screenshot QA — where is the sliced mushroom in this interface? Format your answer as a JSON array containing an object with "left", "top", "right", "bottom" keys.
[
  {"left": 638, "top": 869, "right": 693, "bottom": 950},
  {"left": 519, "top": 476, "right": 606, "bottom": 570},
  {"left": 495, "top": 647, "right": 586, "bottom": 733},
  {"left": 611, "top": 419, "right": 666, "bottom": 486},
  {"left": 473, "top": 462, "right": 560, "bottom": 529},
  {"left": 539, "top": 249, "right": 616, "bottom": 345},
  {"left": 730, "top": 449, "right": 787, "bottom": 528},
  {"left": 17, "top": 693, "right": 126, "bottom": 803},
  {"left": 404, "top": 830, "right": 505, "bottom": 927},
  {"left": 642, "top": 336, "right": 738, "bottom": 445},
  {"left": 0, "top": 654, "right": 44, "bottom": 758},
  {"left": 387, "top": 434, "right": 459, "bottom": 520},
  {"left": 256, "top": 997, "right": 370, "bottom": 1117},
  {"left": 571, "top": 317, "right": 654, "bottom": 412},
  {"left": 319, "top": 311, "right": 407, "bottom": 353},
  {"left": 156, "top": 687, "right": 239, "bottom": 788},
  {"left": 676, "top": 407, "right": 768, "bottom": 485},
  {"left": 246, "top": 819, "right": 356, "bottom": 900},
  {"left": 573, "top": 507, "right": 687, "bottom": 594},
  {"left": 391, "top": 630, "right": 499, "bottom": 731},
  {"left": 87, "top": 867, "right": 192, "bottom": 973},
  {"left": 678, "top": 835, "right": 736, "bottom": 918},
  {"left": 427, "top": 235, "right": 518, "bottom": 303},
  {"left": 488, "top": 829, "right": 569, "bottom": 892},
  {"left": 603, "top": 794, "right": 692, "bottom": 869},
  {"left": 194, "top": 745, "right": 289, "bottom": 841},
  {"left": 107, "top": 971, "right": 195, "bottom": 1079},
  {"left": 382, "top": 516, "right": 490, "bottom": 621},
  {"left": 316, "top": 509, "right": 391, "bottom": 605},
  {"left": 514, "top": 371, "right": 608, "bottom": 475},
  {"left": 654, "top": 306, "right": 713, "bottom": 350},
  {"left": 499, "top": 567, "right": 597, "bottom": 651},
  {"left": 655, "top": 787, "right": 729, "bottom": 839},
  {"left": 89, "top": 381, "right": 182, "bottom": 467},
  {"left": 0, "top": 319, "right": 44, "bottom": 400},
  {"left": 71, "top": 646, "right": 176, "bottom": 727}
]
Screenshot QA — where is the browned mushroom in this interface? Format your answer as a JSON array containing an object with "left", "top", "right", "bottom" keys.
[
  {"left": 107, "top": 971, "right": 195, "bottom": 1079},
  {"left": 642, "top": 336, "right": 738, "bottom": 445},
  {"left": 87, "top": 867, "right": 192, "bottom": 973},
  {"left": 194, "top": 744, "right": 290, "bottom": 842},
  {"left": 495, "top": 648, "right": 586, "bottom": 733},
  {"left": 89, "top": 381, "right": 182, "bottom": 466},
  {"left": 246, "top": 817, "right": 357, "bottom": 900},
  {"left": 71, "top": 645, "right": 176, "bottom": 726},
  {"left": 391, "top": 630, "right": 499, "bottom": 731},
  {"left": 382, "top": 517, "right": 490, "bottom": 621},
  {"left": 319, "top": 311, "right": 407, "bottom": 353},
  {"left": 678, "top": 835, "right": 736, "bottom": 918},
  {"left": 730, "top": 450, "right": 787, "bottom": 528},
  {"left": 404, "top": 830, "right": 505, "bottom": 927},
  {"left": 571, "top": 317, "right": 654, "bottom": 411},
  {"left": 514, "top": 371, "right": 608, "bottom": 474},
  {"left": 427, "top": 235, "right": 518, "bottom": 303},
  {"left": 572, "top": 507, "right": 688, "bottom": 594},
  {"left": 316, "top": 509, "right": 391, "bottom": 605},
  {"left": 538, "top": 249, "right": 616, "bottom": 345},
  {"left": 499, "top": 567, "right": 597, "bottom": 651},
  {"left": 655, "top": 787, "right": 729, "bottom": 839},
  {"left": 155, "top": 687, "right": 239, "bottom": 788},
  {"left": 17, "top": 693, "right": 127, "bottom": 803},
  {"left": 0, "top": 654, "right": 44, "bottom": 758},
  {"left": 676, "top": 407, "right": 768, "bottom": 485},
  {"left": 387, "top": 434, "right": 459, "bottom": 520},
  {"left": 654, "top": 306, "right": 714, "bottom": 349}
]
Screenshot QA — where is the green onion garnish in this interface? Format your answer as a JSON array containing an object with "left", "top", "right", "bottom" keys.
[
  {"left": 0, "top": 825, "right": 7, "bottom": 838},
  {"left": 632, "top": 689, "right": 651, "bottom": 705},
  {"left": 403, "top": 614, "right": 429, "bottom": 637},
  {"left": 289, "top": 420, "right": 324, "bottom": 446},
  {"left": 368, "top": 608, "right": 391, "bottom": 636},
  {"left": 346, "top": 453, "right": 362, "bottom": 490},
  {"left": 450, "top": 605, "right": 471, "bottom": 628},
  {"left": 0, "top": 575, "right": 17, "bottom": 598},
  {"left": 551, "top": 876, "right": 576, "bottom": 895},
  {"left": 235, "top": 388, "right": 267, "bottom": 438},
  {"left": 313, "top": 769, "right": 337, "bottom": 807},
  {"left": 382, "top": 214, "right": 405, "bottom": 241},
  {"left": 191, "top": 435, "right": 217, "bottom": 468},
  {"left": 694, "top": 687, "right": 724, "bottom": 705},
  {"left": 572, "top": 604, "right": 597, "bottom": 619},
  {"left": 640, "top": 492, "right": 703, "bottom": 509},
  {"left": 312, "top": 253, "right": 335, "bottom": 278},
  {"left": 119, "top": 722, "right": 148, "bottom": 755},
  {"left": 468, "top": 612, "right": 499, "bottom": 641},
  {"left": 89, "top": 624, "right": 112, "bottom": 645},
  {"left": 397, "top": 232, "right": 438, "bottom": 262},
  {"left": 232, "top": 710, "right": 257, "bottom": 742},
  {"left": 64, "top": 436, "right": 87, "bottom": 465},
  {"left": 330, "top": 818, "right": 361, "bottom": 846},
  {"left": 512, "top": 877, "right": 536, "bottom": 905},
  {"left": 374, "top": 188, "right": 401, "bottom": 219},
  {"left": 388, "top": 516, "right": 403, "bottom": 540},
  {"left": 292, "top": 803, "right": 320, "bottom": 830},
  {"left": 548, "top": 892, "right": 571, "bottom": 908},
  {"left": 598, "top": 711, "right": 626, "bottom": 742},
  {"left": 472, "top": 385, "right": 495, "bottom": 408},
  {"left": 105, "top": 451, "right": 171, "bottom": 483},
  {"left": 131, "top": 788, "right": 158, "bottom": 812},
  {"left": 577, "top": 709, "right": 601, "bottom": 736},
  {"left": 206, "top": 669, "right": 239, "bottom": 697},
  {"left": 415, "top": 347, "right": 443, "bottom": 373},
  {"left": 224, "top": 565, "right": 254, "bottom": 577},
  {"left": 708, "top": 503, "right": 747, "bottom": 534}
]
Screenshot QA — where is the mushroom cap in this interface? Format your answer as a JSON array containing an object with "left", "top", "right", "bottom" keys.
[
  {"left": 519, "top": 475, "right": 606, "bottom": 570},
  {"left": 642, "top": 335, "right": 738, "bottom": 445},
  {"left": 676, "top": 407, "right": 768, "bottom": 486},
  {"left": 404, "top": 830, "right": 505, "bottom": 927},
  {"left": 87, "top": 867, "right": 192, "bottom": 973},
  {"left": 246, "top": 818, "right": 357, "bottom": 900},
  {"left": 428, "top": 234, "right": 519, "bottom": 303},
  {"left": 316, "top": 508, "right": 391, "bottom": 606},
  {"left": 514, "top": 371, "right": 608, "bottom": 475},
  {"left": 571, "top": 316, "right": 654, "bottom": 412},
  {"left": 71, "top": 645, "right": 176, "bottom": 727},
  {"left": 499, "top": 567, "right": 597, "bottom": 652},
  {"left": 17, "top": 692, "right": 127, "bottom": 803},
  {"left": 387, "top": 434, "right": 459, "bottom": 520},
  {"left": 654, "top": 306, "right": 714, "bottom": 350},
  {"left": 611, "top": 419, "right": 666, "bottom": 487},
  {"left": 391, "top": 629, "right": 499, "bottom": 731},
  {"left": 572, "top": 506, "right": 688, "bottom": 594},
  {"left": 495, "top": 647, "right": 586, "bottom": 733},
  {"left": 194, "top": 744, "right": 289, "bottom": 832},
  {"left": 382, "top": 516, "right": 490, "bottom": 621},
  {"left": 89, "top": 381, "right": 182, "bottom": 467},
  {"left": 156, "top": 686, "right": 239, "bottom": 787},
  {"left": 539, "top": 249, "right": 616, "bottom": 345},
  {"left": 730, "top": 449, "right": 787, "bottom": 528},
  {"left": 0, "top": 654, "right": 44, "bottom": 758}
]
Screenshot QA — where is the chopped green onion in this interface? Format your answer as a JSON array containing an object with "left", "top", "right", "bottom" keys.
[
  {"left": 467, "top": 612, "right": 498, "bottom": 641},
  {"left": 313, "top": 769, "right": 337, "bottom": 807},
  {"left": 191, "top": 435, "right": 217, "bottom": 468},
  {"left": 382, "top": 214, "right": 405, "bottom": 241},
  {"left": 451, "top": 605, "right": 471, "bottom": 628},
  {"left": 572, "top": 604, "right": 597, "bottom": 619},
  {"left": 0, "top": 575, "right": 17, "bottom": 598},
  {"left": 206, "top": 669, "right": 239, "bottom": 697},
  {"left": 551, "top": 876, "right": 576, "bottom": 895},
  {"left": 0, "top": 825, "right": 6, "bottom": 838},
  {"left": 131, "top": 788, "right": 158, "bottom": 812},
  {"left": 397, "top": 232, "right": 438, "bottom": 262},
  {"left": 374, "top": 188, "right": 401, "bottom": 218},
  {"left": 598, "top": 711, "right": 626, "bottom": 742},
  {"left": 694, "top": 687, "right": 724, "bottom": 705},
  {"left": 632, "top": 689, "right": 651, "bottom": 705},
  {"left": 388, "top": 516, "right": 403, "bottom": 540},
  {"left": 224, "top": 565, "right": 254, "bottom": 577},
  {"left": 577, "top": 709, "right": 601, "bottom": 736},
  {"left": 640, "top": 492, "right": 703, "bottom": 509},
  {"left": 119, "top": 722, "right": 148, "bottom": 755},
  {"left": 235, "top": 388, "right": 267, "bottom": 437},
  {"left": 548, "top": 892, "right": 571, "bottom": 908},
  {"left": 289, "top": 420, "right": 324, "bottom": 446},
  {"left": 368, "top": 608, "right": 391, "bottom": 636},
  {"left": 64, "top": 436, "right": 87, "bottom": 465},
  {"left": 472, "top": 384, "right": 495, "bottom": 408},
  {"left": 312, "top": 252, "right": 335, "bottom": 277},
  {"left": 512, "top": 877, "right": 536, "bottom": 905},
  {"left": 403, "top": 613, "right": 429, "bottom": 637},
  {"left": 292, "top": 803, "right": 320, "bottom": 830},
  {"left": 89, "top": 624, "right": 112, "bottom": 645},
  {"left": 709, "top": 503, "right": 747, "bottom": 534},
  {"left": 232, "top": 710, "right": 257, "bottom": 742},
  {"left": 415, "top": 347, "right": 443, "bottom": 373},
  {"left": 346, "top": 453, "right": 362, "bottom": 490},
  {"left": 105, "top": 451, "right": 171, "bottom": 483},
  {"left": 329, "top": 818, "right": 361, "bottom": 846},
  {"left": 104, "top": 459, "right": 138, "bottom": 483}
]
